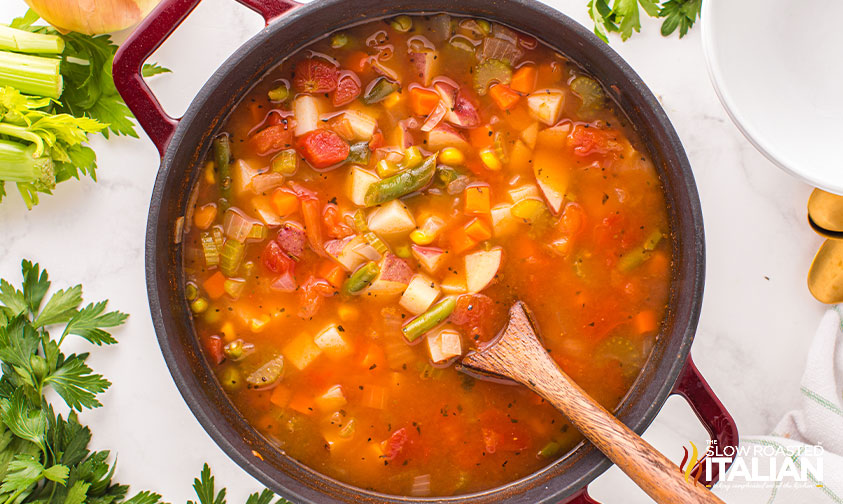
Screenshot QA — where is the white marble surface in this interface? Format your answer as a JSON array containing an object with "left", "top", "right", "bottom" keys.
[{"left": 0, "top": 0, "right": 828, "bottom": 502}]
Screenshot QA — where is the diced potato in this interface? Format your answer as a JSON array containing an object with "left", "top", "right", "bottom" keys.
[
  {"left": 527, "top": 89, "right": 565, "bottom": 125},
  {"left": 344, "top": 110, "right": 378, "bottom": 140},
  {"left": 348, "top": 167, "right": 380, "bottom": 207},
  {"left": 282, "top": 333, "right": 322, "bottom": 370},
  {"left": 465, "top": 247, "right": 503, "bottom": 293},
  {"left": 533, "top": 148, "right": 570, "bottom": 214},
  {"left": 315, "top": 385, "right": 347, "bottom": 412},
  {"left": 521, "top": 121, "right": 539, "bottom": 149},
  {"left": 325, "top": 235, "right": 369, "bottom": 271},
  {"left": 508, "top": 184, "right": 540, "bottom": 203},
  {"left": 400, "top": 274, "right": 441, "bottom": 315},
  {"left": 367, "top": 200, "right": 416, "bottom": 236},
  {"left": 440, "top": 271, "right": 467, "bottom": 295},
  {"left": 509, "top": 139, "right": 533, "bottom": 172},
  {"left": 293, "top": 95, "right": 321, "bottom": 136},
  {"left": 231, "top": 159, "right": 259, "bottom": 196},
  {"left": 491, "top": 203, "right": 518, "bottom": 236},
  {"left": 314, "top": 324, "right": 354, "bottom": 359},
  {"left": 249, "top": 195, "right": 282, "bottom": 226},
  {"left": 366, "top": 254, "right": 414, "bottom": 297},
  {"left": 426, "top": 124, "right": 469, "bottom": 151},
  {"left": 427, "top": 329, "right": 463, "bottom": 363},
  {"left": 323, "top": 427, "right": 353, "bottom": 452},
  {"left": 411, "top": 245, "right": 447, "bottom": 274},
  {"left": 535, "top": 123, "right": 572, "bottom": 150}
]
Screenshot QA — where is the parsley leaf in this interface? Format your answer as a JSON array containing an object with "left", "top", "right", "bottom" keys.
[
  {"left": 33, "top": 285, "right": 83, "bottom": 328},
  {"left": 190, "top": 464, "right": 227, "bottom": 504},
  {"left": 44, "top": 353, "right": 111, "bottom": 410},
  {"left": 21, "top": 261, "right": 50, "bottom": 317},
  {"left": 63, "top": 302, "right": 127, "bottom": 346},
  {"left": 142, "top": 63, "right": 172, "bottom": 78},
  {"left": 0, "top": 389, "right": 46, "bottom": 451},
  {"left": 586, "top": 0, "right": 701, "bottom": 41}
]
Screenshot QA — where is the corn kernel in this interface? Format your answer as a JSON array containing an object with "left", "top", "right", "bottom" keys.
[
  {"left": 221, "top": 321, "right": 236, "bottom": 342},
  {"left": 410, "top": 229, "right": 434, "bottom": 245},
  {"left": 338, "top": 304, "right": 359, "bottom": 322},
  {"left": 376, "top": 159, "right": 400, "bottom": 177},
  {"left": 479, "top": 148, "right": 502, "bottom": 171},
  {"left": 439, "top": 147, "right": 465, "bottom": 166},
  {"left": 383, "top": 91, "right": 402, "bottom": 108},
  {"left": 204, "top": 161, "right": 216, "bottom": 185}
]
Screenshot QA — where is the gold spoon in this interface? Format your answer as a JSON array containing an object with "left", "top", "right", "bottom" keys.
[
  {"left": 807, "top": 188, "right": 843, "bottom": 239},
  {"left": 458, "top": 302, "right": 725, "bottom": 504}
]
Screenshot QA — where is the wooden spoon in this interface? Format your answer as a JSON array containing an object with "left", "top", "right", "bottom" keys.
[{"left": 457, "top": 301, "right": 725, "bottom": 504}]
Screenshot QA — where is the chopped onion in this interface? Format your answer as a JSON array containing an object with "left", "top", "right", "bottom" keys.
[
  {"left": 420, "top": 100, "right": 448, "bottom": 132},
  {"left": 271, "top": 271, "right": 297, "bottom": 292},
  {"left": 223, "top": 208, "right": 255, "bottom": 242},
  {"left": 410, "top": 475, "right": 431, "bottom": 496},
  {"left": 351, "top": 241, "right": 381, "bottom": 261},
  {"left": 25, "top": 0, "right": 162, "bottom": 35},
  {"left": 251, "top": 172, "right": 285, "bottom": 195}
]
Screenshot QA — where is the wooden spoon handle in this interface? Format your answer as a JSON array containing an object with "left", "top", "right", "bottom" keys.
[{"left": 460, "top": 303, "right": 724, "bottom": 504}]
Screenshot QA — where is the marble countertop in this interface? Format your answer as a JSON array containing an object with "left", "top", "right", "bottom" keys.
[{"left": 0, "top": 0, "right": 828, "bottom": 502}]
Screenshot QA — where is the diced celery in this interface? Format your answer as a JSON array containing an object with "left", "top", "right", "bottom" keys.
[
  {"left": 347, "top": 141, "right": 371, "bottom": 165},
  {"left": 271, "top": 148, "right": 298, "bottom": 175},
  {"left": 223, "top": 278, "right": 247, "bottom": 299},
  {"left": 185, "top": 282, "right": 198, "bottom": 301},
  {"left": 220, "top": 240, "right": 246, "bottom": 276},
  {"left": 331, "top": 32, "right": 349, "bottom": 48},
  {"left": 246, "top": 355, "right": 285, "bottom": 387},
  {"left": 200, "top": 232, "right": 220, "bottom": 267},
  {"left": 248, "top": 223, "right": 267, "bottom": 241}
]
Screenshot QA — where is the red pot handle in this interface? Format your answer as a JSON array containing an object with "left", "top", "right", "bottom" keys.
[
  {"left": 563, "top": 356, "right": 738, "bottom": 503},
  {"left": 113, "top": 0, "right": 300, "bottom": 156}
]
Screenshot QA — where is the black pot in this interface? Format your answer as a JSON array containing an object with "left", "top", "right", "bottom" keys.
[{"left": 114, "top": 0, "right": 737, "bottom": 502}]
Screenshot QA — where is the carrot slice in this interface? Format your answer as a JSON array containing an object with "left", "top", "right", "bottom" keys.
[
  {"left": 464, "top": 184, "right": 491, "bottom": 215},
  {"left": 271, "top": 188, "right": 299, "bottom": 216},
  {"left": 203, "top": 271, "right": 227, "bottom": 300},
  {"left": 633, "top": 310, "right": 658, "bottom": 335},
  {"left": 319, "top": 260, "right": 346, "bottom": 288},
  {"left": 193, "top": 203, "right": 218, "bottom": 230},
  {"left": 408, "top": 87, "right": 440, "bottom": 116},
  {"left": 449, "top": 226, "right": 479, "bottom": 255},
  {"left": 488, "top": 84, "right": 521, "bottom": 111},
  {"left": 511, "top": 65, "right": 537, "bottom": 94},
  {"left": 464, "top": 218, "right": 492, "bottom": 241},
  {"left": 468, "top": 125, "right": 495, "bottom": 149},
  {"left": 270, "top": 385, "right": 292, "bottom": 408},
  {"left": 288, "top": 392, "right": 316, "bottom": 415}
]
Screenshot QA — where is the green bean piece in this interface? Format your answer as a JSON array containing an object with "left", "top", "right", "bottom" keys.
[
  {"left": 364, "top": 154, "right": 437, "bottom": 206},
  {"left": 617, "top": 230, "right": 663, "bottom": 271},
  {"left": 224, "top": 339, "right": 245, "bottom": 360},
  {"left": 402, "top": 296, "right": 456, "bottom": 342},
  {"left": 220, "top": 239, "right": 246, "bottom": 276},
  {"left": 203, "top": 307, "right": 222, "bottom": 325},
  {"left": 246, "top": 355, "right": 285, "bottom": 387},
  {"left": 538, "top": 441, "right": 562, "bottom": 458},
  {"left": 331, "top": 32, "right": 349, "bottom": 48},
  {"left": 343, "top": 261, "right": 380, "bottom": 295},
  {"left": 363, "top": 77, "right": 400, "bottom": 105},
  {"left": 219, "top": 366, "right": 243, "bottom": 391},
  {"left": 185, "top": 282, "right": 198, "bottom": 301},
  {"left": 213, "top": 135, "right": 232, "bottom": 210},
  {"left": 347, "top": 141, "right": 371, "bottom": 165}
]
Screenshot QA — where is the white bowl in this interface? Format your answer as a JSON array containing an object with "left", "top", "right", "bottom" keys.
[{"left": 702, "top": 0, "right": 843, "bottom": 194}]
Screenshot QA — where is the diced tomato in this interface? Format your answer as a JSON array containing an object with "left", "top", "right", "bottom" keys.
[
  {"left": 250, "top": 124, "right": 292, "bottom": 156},
  {"left": 569, "top": 125, "right": 623, "bottom": 157},
  {"left": 292, "top": 58, "right": 338, "bottom": 93},
  {"left": 448, "top": 293, "right": 501, "bottom": 342},
  {"left": 558, "top": 201, "right": 587, "bottom": 237},
  {"left": 322, "top": 203, "right": 354, "bottom": 239},
  {"left": 298, "top": 275, "right": 334, "bottom": 319},
  {"left": 263, "top": 241, "right": 296, "bottom": 273},
  {"left": 478, "top": 409, "right": 531, "bottom": 453},
  {"left": 204, "top": 335, "right": 224, "bottom": 365},
  {"left": 592, "top": 213, "right": 625, "bottom": 253},
  {"left": 333, "top": 71, "right": 362, "bottom": 107},
  {"left": 368, "top": 130, "right": 384, "bottom": 150},
  {"left": 381, "top": 428, "right": 409, "bottom": 461},
  {"left": 296, "top": 129, "right": 349, "bottom": 169}
]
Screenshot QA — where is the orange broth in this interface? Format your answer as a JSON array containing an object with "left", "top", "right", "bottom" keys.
[{"left": 181, "top": 13, "right": 671, "bottom": 497}]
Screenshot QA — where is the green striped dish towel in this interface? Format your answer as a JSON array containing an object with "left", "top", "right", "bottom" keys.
[{"left": 715, "top": 307, "right": 843, "bottom": 502}]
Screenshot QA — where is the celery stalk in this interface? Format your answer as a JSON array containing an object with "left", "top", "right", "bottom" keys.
[
  {"left": 0, "top": 51, "right": 62, "bottom": 98},
  {"left": 0, "top": 25, "right": 65, "bottom": 54},
  {"left": 0, "top": 139, "right": 55, "bottom": 190}
]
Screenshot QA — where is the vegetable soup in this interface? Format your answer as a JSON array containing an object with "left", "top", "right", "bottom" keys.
[{"left": 181, "top": 13, "right": 671, "bottom": 497}]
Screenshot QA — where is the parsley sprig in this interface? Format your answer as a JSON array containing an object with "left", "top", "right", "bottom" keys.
[
  {"left": 0, "top": 260, "right": 292, "bottom": 504},
  {"left": 587, "top": 0, "right": 702, "bottom": 42}
]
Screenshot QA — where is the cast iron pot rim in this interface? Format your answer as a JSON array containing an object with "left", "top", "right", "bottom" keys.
[{"left": 146, "top": 0, "right": 704, "bottom": 502}]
